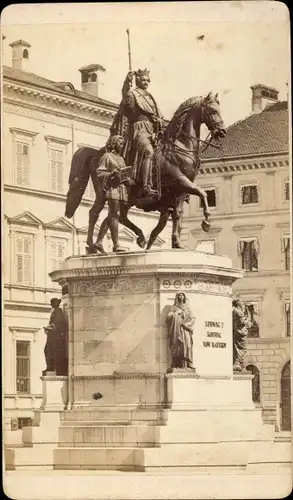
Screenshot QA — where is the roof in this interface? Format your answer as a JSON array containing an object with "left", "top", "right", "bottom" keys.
[
  {"left": 202, "top": 100, "right": 289, "bottom": 160},
  {"left": 3, "top": 65, "right": 117, "bottom": 110}
]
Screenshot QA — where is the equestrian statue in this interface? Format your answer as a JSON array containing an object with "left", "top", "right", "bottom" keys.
[{"left": 64, "top": 32, "right": 227, "bottom": 253}]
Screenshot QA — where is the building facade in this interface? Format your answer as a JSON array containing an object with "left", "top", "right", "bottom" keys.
[
  {"left": 3, "top": 40, "right": 171, "bottom": 437},
  {"left": 182, "top": 84, "right": 291, "bottom": 431}
]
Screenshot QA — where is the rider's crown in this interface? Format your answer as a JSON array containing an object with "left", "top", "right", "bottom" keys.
[{"left": 135, "top": 68, "right": 150, "bottom": 79}]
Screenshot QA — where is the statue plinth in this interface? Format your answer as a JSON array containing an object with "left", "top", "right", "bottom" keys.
[
  {"left": 7, "top": 250, "right": 284, "bottom": 473},
  {"left": 50, "top": 249, "right": 243, "bottom": 410}
]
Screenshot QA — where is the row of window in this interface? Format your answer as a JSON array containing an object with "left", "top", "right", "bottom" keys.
[
  {"left": 13, "top": 232, "right": 67, "bottom": 285},
  {"left": 9, "top": 131, "right": 291, "bottom": 202},
  {"left": 200, "top": 181, "right": 290, "bottom": 209},
  {"left": 9, "top": 131, "right": 97, "bottom": 199},
  {"left": 10, "top": 231, "right": 291, "bottom": 287},
  {"left": 197, "top": 236, "right": 290, "bottom": 272},
  {"left": 15, "top": 138, "right": 68, "bottom": 194}
]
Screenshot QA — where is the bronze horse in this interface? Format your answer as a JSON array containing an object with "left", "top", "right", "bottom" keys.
[{"left": 65, "top": 92, "right": 226, "bottom": 252}]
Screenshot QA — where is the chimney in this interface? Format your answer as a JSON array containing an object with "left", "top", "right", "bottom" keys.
[
  {"left": 9, "top": 39, "right": 31, "bottom": 72},
  {"left": 78, "top": 64, "right": 106, "bottom": 98},
  {"left": 250, "top": 84, "right": 279, "bottom": 114}
]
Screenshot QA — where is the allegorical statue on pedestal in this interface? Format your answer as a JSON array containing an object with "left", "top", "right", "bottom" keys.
[
  {"left": 43, "top": 298, "right": 68, "bottom": 376},
  {"left": 65, "top": 29, "right": 227, "bottom": 253},
  {"left": 232, "top": 299, "right": 250, "bottom": 372},
  {"left": 166, "top": 292, "right": 195, "bottom": 370}
]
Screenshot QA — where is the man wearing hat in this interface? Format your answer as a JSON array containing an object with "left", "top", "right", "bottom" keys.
[{"left": 111, "top": 69, "right": 164, "bottom": 197}]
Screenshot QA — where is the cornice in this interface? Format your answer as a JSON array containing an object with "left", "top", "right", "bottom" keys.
[
  {"left": 71, "top": 373, "right": 162, "bottom": 380},
  {"left": 4, "top": 184, "right": 162, "bottom": 220},
  {"left": 190, "top": 227, "right": 222, "bottom": 236},
  {"left": 232, "top": 224, "right": 265, "bottom": 233},
  {"left": 3, "top": 300, "right": 53, "bottom": 312},
  {"left": 4, "top": 97, "right": 113, "bottom": 130},
  {"left": 233, "top": 288, "right": 267, "bottom": 299},
  {"left": 9, "top": 127, "right": 38, "bottom": 138},
  {"left": 198, "top": 158, "right": 289, "bottom": 175},
  {"left": 234, "top": 269, "right": 290, "bottom": 278},
  {"left": 186, "top": 208, "right": 289, "bottom": 222},
  {"left": 201, "top": 151, "right": 289, "bottom": 164},
  {"left": 44, "top": 135, "right": 71, "bottom": 145},
  {"left": 3, "top": 81, "right": 117, "bottom": 118},
  {"left": 4, "top": 284, "right": 60, "bottom": 293},
  {"left": 247, "top": 337, "right": 290, "bottom": 345}
]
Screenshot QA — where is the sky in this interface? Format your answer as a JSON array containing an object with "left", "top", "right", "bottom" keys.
[{"left": 1, "top": 2, "right": 290, "bottom": 127}]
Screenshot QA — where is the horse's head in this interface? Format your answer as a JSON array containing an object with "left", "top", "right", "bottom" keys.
[{"left": 201, "top": 92, "right": 226, "bottom": 140}]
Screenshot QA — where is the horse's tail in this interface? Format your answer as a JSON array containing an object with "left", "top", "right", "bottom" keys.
[{"left": 65, "top": 147, "right": 103, "bottom": 219}]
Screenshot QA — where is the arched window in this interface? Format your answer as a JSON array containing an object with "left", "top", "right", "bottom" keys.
[
  {"left": 246, "top": 364, "right": 260, "bottom": 403},
  {"left": 281, "top": 361, "right": 291, "bottom": 431},
  {"left": 89, "top": 73, "right": 97, "bottom": 82},
  {"left": 23, "top": 49, "right": 29, "bottom": 59}
]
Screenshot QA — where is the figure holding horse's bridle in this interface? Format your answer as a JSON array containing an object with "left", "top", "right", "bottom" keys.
[{"left": 65, "top": 68, "right": 226, "bottom": 254}]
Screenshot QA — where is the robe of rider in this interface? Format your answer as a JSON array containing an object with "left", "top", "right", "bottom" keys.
[{"left": 111, "top": 72, "right": 163, "bottom": 191}]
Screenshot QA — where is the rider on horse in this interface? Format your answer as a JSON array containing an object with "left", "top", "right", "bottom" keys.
[{"left": 111, "top": 69, "right": 165, "bottom": 197}]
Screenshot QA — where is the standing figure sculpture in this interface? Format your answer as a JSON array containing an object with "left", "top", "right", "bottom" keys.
[
  {"left": 94, "top": 135, "right": 133, "bottom": 253},
  {"left": 232, "top": 299, "right": 251, "bottom": 372},
  {"left": 111, "top": 69, "right": 164, "bottom": 196},
  {"left": 43, "top": 298, "right": 68, "bottom": 376},
  {"left": 166, "top": 292, "right": 195, "bottom": 369}
]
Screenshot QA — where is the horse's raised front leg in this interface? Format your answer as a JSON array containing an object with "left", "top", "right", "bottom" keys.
[
  {"left": 170, "top": 169, "right": 211, "bottom": 232},
  {"left": 171, "top": 196, "right": 186, "bottom": 249},
  {"left": 147, "top": 209, "right": 170, "bottom": 250},
  {"left": 86, "top": 198, "right": 106, "bottom": 253},
  {"left": 119, "top": 204, "right": 147, "bottom": 249}
]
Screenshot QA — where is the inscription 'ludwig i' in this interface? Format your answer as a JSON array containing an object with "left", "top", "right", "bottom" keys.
[{"left": 202, "top": 319, "right": 226, "bottom": 349}]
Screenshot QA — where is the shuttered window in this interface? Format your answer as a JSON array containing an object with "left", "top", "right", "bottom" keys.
[
  {"left": 241, "top": 185, "right": 259, "bottom": 204},
  {"left": 15, "top": 233, "right": 33, "bottom": 285},
  {"left": 50, "top": 148, "right": 64, "bottom": 193},
  {"left": 16, "top": 340, "right": 30, "bottom": 394},
  {"left": 15, "top": 141, "right": 30, "bottom": 186},
  {"left": 240, "top": 240, "right": 259, "bottom": 271},
  {"left": 49, "top": 238, "right": 66, "bottom": 272}
]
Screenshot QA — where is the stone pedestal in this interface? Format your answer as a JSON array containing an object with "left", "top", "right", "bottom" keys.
[
  {"left": 49, "top": 250, "right": 243, "bottom": 409},
  {"left": 6, "top": 250, "right": 290, "bottom": 473},
  {"left": 40, "top": 375, "right": 68, "bottom": 411}
]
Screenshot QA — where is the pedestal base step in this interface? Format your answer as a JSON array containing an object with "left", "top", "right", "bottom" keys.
[
  {"left": 57, "top": 423, "right": 275, "bottom": 448},
  {"left": 5, "top": 445, "right": 55, "bottom": 470},
  {"left": 52, "top": 440, "right": 291, "bottom": 471}
]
